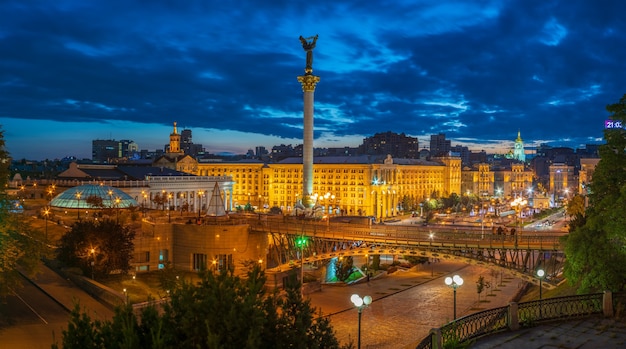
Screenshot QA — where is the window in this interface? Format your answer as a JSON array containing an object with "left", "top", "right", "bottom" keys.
[
  {"left": 215, "top": 254, "right": 233, "bottom": 271},
  {"left": 193, "top": 253, "right": 208, "bottom": 271}
]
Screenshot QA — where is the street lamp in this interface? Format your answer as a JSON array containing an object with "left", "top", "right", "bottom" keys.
[
  {"left": 444, "top": 274, "right": 464, "bottom": 320},
  {"left": 115, "top": 197, "right": 121, "bottom": 223},
  {"left": 141, "top": 190, "right": 147, "bottom": 217},
  {"left": 511, "top": 197, "right": 528, "bottom": 246},
  {"left": 108, "top": 189, "right": 113, "bottom": 207},
  {"left": 168, "top": 193, "right": 172, "bottom": 223},
  {"left": 537, "top": 268, "right": 545, "bottom": 317},
  {"left": 198, "top": 191, "right": 204, "bottom": 218},
  {"left": 537, "top": 268, "right": 545, "bottom": 300},
  {"left": 75, "top": 192, "right": 82, "bottom": 219},
  {"left": 350, "top": 294, "right": 372, "bottom": 349},
  {"left": 428, "top": 232, "right": 435, "bottom": 276},
  {"left": 90, "top": 248, "right": 95, "bottom": 279},
  {"left": 43, "top": 207, "right": 50, "bottom": 243}
]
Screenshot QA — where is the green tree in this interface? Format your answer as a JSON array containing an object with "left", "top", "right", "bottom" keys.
[
  {"left": 0, "top": 126, "right": 45, "bottom": 297},
  {"left": 55, "top": 266, "right": 351, "bottom": 349},
  {"left": 57, "top": 219, "right": 135, "bottom": 278},
  {"left": 565, "top": 195, "right": 585, "bottom": 218},
  {"left": 334, "top": 256, "right": 354, "bottom": 282},
  {"left": 564, "top": 94, "right": 626, "bottom": 293},
  {"left": 476, "top": 275, "right": 485, "bottom": 302},
  {"left": 85, "top": 195, "right": 105, "bottom": 209}
]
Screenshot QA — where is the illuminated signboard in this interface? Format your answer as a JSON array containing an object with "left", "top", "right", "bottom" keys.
[{"left": 605, "top": 120, "right": 624, "bottom": 129}]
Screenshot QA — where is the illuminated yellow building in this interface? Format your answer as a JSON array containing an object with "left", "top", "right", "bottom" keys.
[
  {"left": 461, "top": 163, "right": 494, "bottom": 197},
  {"left": 549, "top": 163, "right": 575, "bottom": 200},
  {"left": 193, "top": 155, "right": 461, "bottom": 220},
  {"left": 462, "top": 163, "right": 533, "bottom": 199},
  {"left": 154, "top": 123, "right": 463, "bottom": 219}
]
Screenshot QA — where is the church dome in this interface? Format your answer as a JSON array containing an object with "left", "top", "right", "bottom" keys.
[{"left": 50, "top": 184, "right": 138, "bottom": 209}]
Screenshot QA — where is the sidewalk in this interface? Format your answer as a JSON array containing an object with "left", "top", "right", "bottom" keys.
[
  {"left": 29, "top": 261, "right": 115, "bottom": 321},
  {"left": 307, "top": 261, "right": 525, "bottom": 348}
]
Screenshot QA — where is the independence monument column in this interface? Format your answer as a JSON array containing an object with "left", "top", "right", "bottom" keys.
[{"left": 297, "top": 35, "right": 320, "bottom": 208}]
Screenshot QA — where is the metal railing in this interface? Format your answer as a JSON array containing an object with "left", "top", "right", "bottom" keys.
[{"left": 417, "top": 292, "right": 617, "bottom": 349}]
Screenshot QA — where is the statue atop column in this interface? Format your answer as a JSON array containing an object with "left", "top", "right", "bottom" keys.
[{"left": 299, "top": 34, "right": 318, "bottom": 75}]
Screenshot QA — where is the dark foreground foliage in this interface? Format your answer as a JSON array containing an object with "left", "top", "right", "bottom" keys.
[{"left": 52, "top": 265, "right": 352, "bottom": 349}]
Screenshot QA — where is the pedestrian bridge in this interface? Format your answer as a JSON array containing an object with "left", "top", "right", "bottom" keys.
[{"left": 248, "top": 218, "right": 566, "bottom": 289}]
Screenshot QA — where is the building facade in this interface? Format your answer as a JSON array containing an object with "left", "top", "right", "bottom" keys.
[
  {"left": 193, "top": 155, "right": 462, "bottom": 221},
  {"left": 462, "top": 163, "right": 534, "bottom": 200}
]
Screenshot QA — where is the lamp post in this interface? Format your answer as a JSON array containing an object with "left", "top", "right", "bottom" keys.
[
  {"left": 198, "top": 191, "right": 204, "bottom": 218},
  {"left": 511, "top": 197, "right": 528, "bottom": 247},
  {"left": 90, "top": 248, "right": 95, "bottom": 279},
  {"left": 429, "top": 232, "right": 435, "bottom": 276},
  {"left": 445, "top": 274, "right": 464, "bottom": 320},
  {"left": 115, "top": 197, "right": 121, "bottom": 223},
  {"left": 142, "top": 191, "right": 148, "bottom": 217},
  {"left": 168, "top": 193, "right": 172, "bottom": 223},
  {"left": 43, "top": 207, "right": 50, "bottom": 243},
  {"left": 350, "top": 294, "right": 372, "bottom": 349},
  {"left": 75, "top": 192, "right": 82, "bottom": 219},
  {"left": 537, "top": 268, "right": 545, "bottom": 318},
  {"left": 108, "top": 189, "right": 113, "bottom": 207},
  {"left": 296, "top": 235, "right": 307, "bottom": 297}
]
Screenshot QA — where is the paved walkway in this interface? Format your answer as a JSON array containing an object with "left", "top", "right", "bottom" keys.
[
  {"left": 470, "top": 317, "right": 626, "bottom": 348},
  {"left": 307, "top": 262, "right": 626, "bottom": 349},
  {"left": 308, "top": 261, "right": 526, "bottom": 348},
  {"left": 30, "top": 262, "right": 115, "bottom": 321}
]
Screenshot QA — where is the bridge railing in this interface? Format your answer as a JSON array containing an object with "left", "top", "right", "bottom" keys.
[
  {"left": 416, "top": 291, "right": 616, "bottom": 349},
  {"left": 249, "top": 219, "right": 564, "bottom": 250}
]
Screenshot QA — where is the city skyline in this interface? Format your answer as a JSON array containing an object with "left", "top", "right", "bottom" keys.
[{"left": 2, "top": 0, "right": 624, "bottom": 160}]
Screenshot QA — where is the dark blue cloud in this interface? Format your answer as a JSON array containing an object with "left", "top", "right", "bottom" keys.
[{"left": 0, "top": 0, "right": 624, "bottom": 160}]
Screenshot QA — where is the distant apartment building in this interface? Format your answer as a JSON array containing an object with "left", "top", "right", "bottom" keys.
[
  {"left": 358, "top": 131, "right": 419, "bottom": 158},
  {"left": 92, "top": 139, "right": 122, "bottom": 163},
  {"left": 430, "top": 133, "right": 451, "bottom": 157},
  {"left": 451, "top": 145, "right": 470, "bottom": 165}
]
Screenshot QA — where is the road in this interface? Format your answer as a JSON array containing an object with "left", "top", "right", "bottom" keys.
[
  {"left": 308, "top": 260, "right": 527, "bottom": 349},
  {"left": 0, "top": 274, "right": 69, "bottom": 349},
  {"left": 0, "top": 263, "right": 115, "bottom": 349}
]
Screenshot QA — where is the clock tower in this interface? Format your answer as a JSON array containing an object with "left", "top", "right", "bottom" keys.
[{"left": 513, "top": 130, "right": 526, "bottom": 162}]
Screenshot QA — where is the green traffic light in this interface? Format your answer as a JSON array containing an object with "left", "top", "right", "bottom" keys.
[{"left": 296, "top": 237, "right": 308, "bottom": 246}]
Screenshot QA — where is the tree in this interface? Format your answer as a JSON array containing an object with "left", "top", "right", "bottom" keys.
[
  {"left": 334, "top": 256, "right": 354, "bottom": 282},
  {"left": 57, "top": 219, "right": 135, "bottom": 278},
  {"left": 564, "top": 94, "right": 626, "bottom": 293},
  {"left": 0, "top": 126, "right": 45, "bottom": 297},
  {"left": 565, "top": 195, "right": 585, "bottom": 218},
  {"left": 85, "top": 195, "right": 105, "bottom": 209},
  {"left": 476, "top": 275, "right": 485, "bottom": 302},
  {"left": 152, "top": 193, "right": 167, "bottom": 210},
  {"left": 55, "top": 266, "right": 351, "bottom": 349}
]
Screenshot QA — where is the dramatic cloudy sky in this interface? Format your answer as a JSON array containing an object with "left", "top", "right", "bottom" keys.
[{"left": 1, "top": 0, "right": 624, "bottom": 160}]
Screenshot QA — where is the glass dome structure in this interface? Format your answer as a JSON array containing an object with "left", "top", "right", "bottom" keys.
[{"left": 50, "top": 184, "right": 138, "bottom": 209}]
